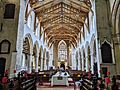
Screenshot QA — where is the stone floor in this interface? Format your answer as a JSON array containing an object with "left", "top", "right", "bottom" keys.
[
  {"left": 37, "top": 83, "right": 78, "bottom": 90},
  {"left": 37, "top": 87, "right": 75, "bottom": 90}
]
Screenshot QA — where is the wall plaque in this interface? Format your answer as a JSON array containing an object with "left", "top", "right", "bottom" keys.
[{"left": 0, "top": 40, "right": 11, "bottom": 54}]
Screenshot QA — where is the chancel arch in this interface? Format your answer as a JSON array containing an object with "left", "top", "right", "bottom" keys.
[{"left": 58, "top": 40, "right": 67, "bottom": 69}]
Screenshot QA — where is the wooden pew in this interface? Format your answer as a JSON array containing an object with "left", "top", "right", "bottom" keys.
[
  {"left": 82, "top": 79, "right": 93, "bottom": 90},
  {"left": 20, "top": 77, "right": 36, "bottom": 90}
]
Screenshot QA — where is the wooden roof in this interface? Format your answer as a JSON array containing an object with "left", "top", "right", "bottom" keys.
[{"left": 30, "top": 0, "right": 91, "bottom": 47}]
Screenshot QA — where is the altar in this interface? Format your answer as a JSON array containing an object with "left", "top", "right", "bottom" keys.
[{"left": 51, "top": 71, "right": 70, "bottom": 86}]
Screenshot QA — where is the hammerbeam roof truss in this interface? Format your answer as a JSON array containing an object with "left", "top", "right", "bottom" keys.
[{"left": 30, "top": 0, "right": 91, "bottom": 47}]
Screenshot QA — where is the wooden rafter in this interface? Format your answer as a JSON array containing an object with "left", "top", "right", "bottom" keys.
[{"left": 30, "top": 0, "right": 91, "bottom": 47}]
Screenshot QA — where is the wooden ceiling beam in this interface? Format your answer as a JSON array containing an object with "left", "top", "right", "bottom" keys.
[
  {"left": 45, "top": 25, "right": 80, "bottom": 34},
  {"left": 48, "top": 36, "right": 77, "bottom": 45},
  {"left": 35, "top": 2, "right": 61, "bottom": 13},
  {"left": 35, "top": 1, "right": 88, "bottom": 16},
  {"left": 53, "top": 24, "right": 80, "bottom": 32},
  {"left": 46, "top": 27, "right": 79, "bottom": 35},
  {"left": 47, "top": 34, "right": 77, "bottom": 43},
  {"left": 32, "top": 0, "right": 54, "bottom": 9},
  {"left": 69, "top": 0, "right": 91, "bottom": 11},
  {"left": 42, "top": 15, "right": 83, "bottom": 27}
]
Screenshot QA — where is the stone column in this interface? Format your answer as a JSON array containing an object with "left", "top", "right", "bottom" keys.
[
  {"left": 81, "top": 51, "right": 84, "bottom": 71},
  {"left": 85, "top": 52, "right": 89, "bottom": 72},
  {"left": 35, "top": 56, "right": 38, "bottom": 72},
  {"left": 90, "top": 49, "right": 94, "bottom": 74},
  {"left": 22, "top": 53, "right": 25, "bottom": 68},
  {"left": 28, "top": 54, "right": 32, "bottom": 74},
  {"left": 10, "top": 52, "right": 17, "bottom": 78},
  {"left": 53, "top": 42, "right": 58, "bottom": 68},
  {"left": 44, "top": 57, "right": 46, "bottom": 70},
  {"left": 78, "top": 52, "right": 80, "bottom": 70},
  {"left": 67, "top": 46, "right": 69, "bottom": 66},
  {"left": 96, "top": 39, "right": 101, "bottom": 77},
  {"left": 69, "top": 52, "right": 72, "bottom": 66},
  {"left": 40, "top": 57, "right": 42, "bottom": 71}
]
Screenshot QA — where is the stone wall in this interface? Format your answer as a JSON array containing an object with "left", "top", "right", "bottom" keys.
[
  {"left": 95, "top": 0, "right": 116, "bottom": 75},
  {"left": 0, "top": 0, "right": 20, "bottom": 77}
]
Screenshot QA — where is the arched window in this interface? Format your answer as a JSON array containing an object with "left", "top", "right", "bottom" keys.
[
  {"left": 58, "top": 40, "right": 67, "bottom": 61},
  {"left": 101, "top": 41, "right": 113, "bottom": 63}
]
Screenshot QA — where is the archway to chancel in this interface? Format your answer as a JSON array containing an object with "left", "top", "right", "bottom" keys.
[
  {"left": 22, "top": 37, "right": 30, "bottom": 72},
  {"left": 58, "top": 40, "right": 67, "bottom": 70}
]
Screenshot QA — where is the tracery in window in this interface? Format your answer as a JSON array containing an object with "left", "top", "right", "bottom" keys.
[{"left": 58, "top": 40, "right": 67, "bottom": 61}]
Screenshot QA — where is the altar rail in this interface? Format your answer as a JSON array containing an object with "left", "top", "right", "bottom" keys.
[{"left": 38, "top": 74, "right": 51, "bottom": 83}]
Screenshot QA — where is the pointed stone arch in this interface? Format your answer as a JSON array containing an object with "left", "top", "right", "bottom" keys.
[
  {"left": 22, "top": 37, "right": 30, "bottom": 71},
  {"left": 22, "top": 34, "right": 33, "bottom": 73},
  {"left": 112, "top": 0, "right": 120, "bottom": 74},
  {"left": 112, "top": 0, "right": 120, "bottom": 34},
  {"left": 24, "top": 34, "right": 33, "bottom": 54}
]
